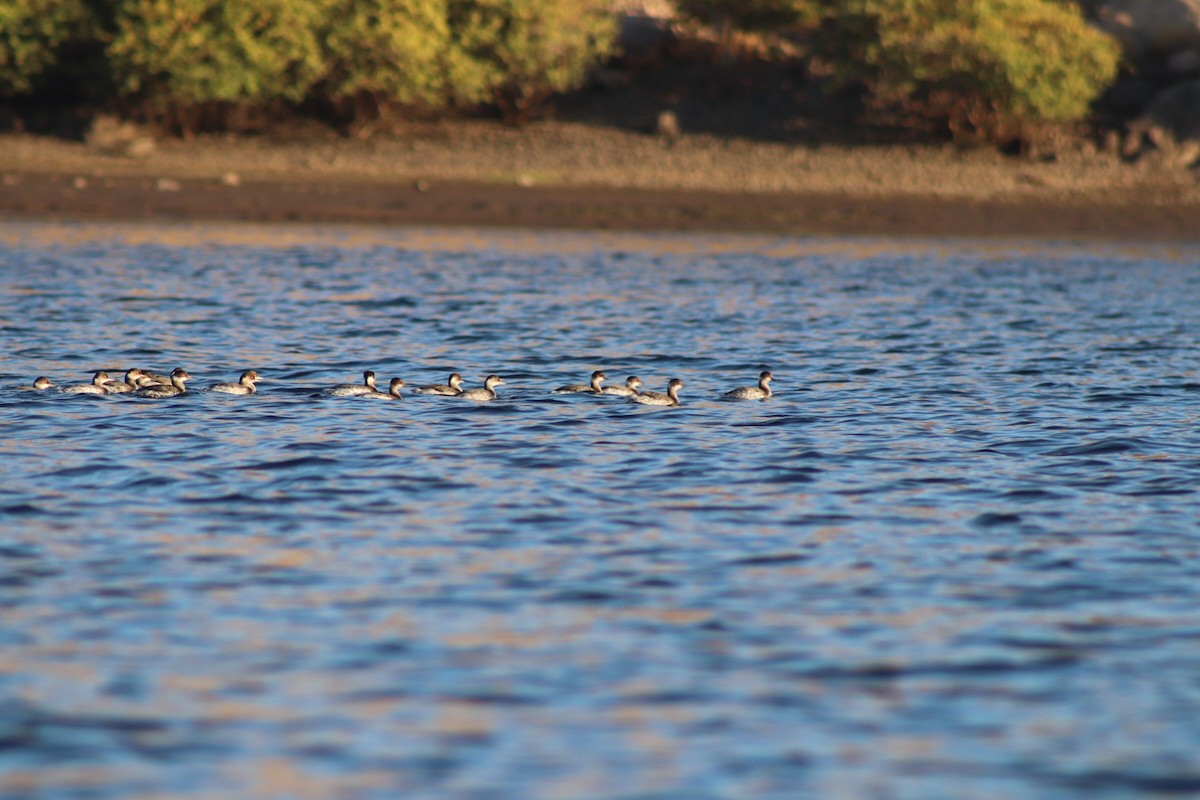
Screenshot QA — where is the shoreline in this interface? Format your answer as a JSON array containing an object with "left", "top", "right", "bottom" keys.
[{"left": 1, "top": 128, "right": 1199, "bottom": 241}]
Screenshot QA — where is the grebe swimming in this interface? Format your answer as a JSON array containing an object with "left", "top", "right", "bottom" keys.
[
  {"left": 458, "top": 375, "right": 504, "bottom": 401},
  {"left": 136, "top": 370, "right": 171, "bottom": 386},
  {"left": 102, "top": 369, "right": 143, "bottom": 394},
  {"left": 62, "top": 371, "right": 112, "bottom": 395},
  {"left": 724, "top": 371, "right": 773, "bottom": 400},
  {"left": 19, "top": 376, "right": 54, "bottom": 391},
  {"left": 330, "top": 371, "right": 378, "bottom": 397},
  {"left": 362, "top": 377, "right": 405, "bottom": 399},
  {"left": 211, "top": 370, "right": 262, "bottom": 395},
  {"left": 553, "top": 370, "right": 607, "bottom": 394},
  {"left": 628, "top": 378, "right": 683, "bottom": 407},
  {"left": 413, "top": 373, "right": 464, "bottom": 396},
  {"left": 601, "top": 376, "right": 642, "bottom": 397},
  {"left": 136, "top": 368, "right": 191, "bottom": 398}
]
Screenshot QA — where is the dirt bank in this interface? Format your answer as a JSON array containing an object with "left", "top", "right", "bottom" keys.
[{"left": 1, "top": 123, "right": 1198, "bottom": 241}]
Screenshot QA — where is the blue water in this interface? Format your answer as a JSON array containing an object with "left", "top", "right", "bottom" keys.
[{"left": 2, "top": 222, "right": 1200, "bottom": 799}]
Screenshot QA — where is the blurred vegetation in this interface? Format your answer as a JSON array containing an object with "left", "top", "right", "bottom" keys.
[
  {"left": 0, "top": 0, "right": 1121, "bottom": 145},
  {"left": 107, "top": 0, "right": 326, "bottom": 130},
  {"left": 446, "top": 0, "right": 617, "bottom": 122},
  {"left": 0, "top": 0, "right": 616, "bottom": 130},
  {"left": 316, "top": 0, "right": 453, "bottom": 121},
  {"left": 811, "top": 0, "right": 1122, "bottom": 142},
  {"left": 0, "top": 0, "right": 96, "bottom": 96}
]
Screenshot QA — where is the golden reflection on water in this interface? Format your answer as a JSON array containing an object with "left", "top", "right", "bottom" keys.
[{"left": 4, "top": 219, "right": 1198, "bottom": 264}]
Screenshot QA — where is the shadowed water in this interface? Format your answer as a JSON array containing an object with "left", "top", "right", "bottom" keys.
[{"left": 2, "top": 222, "right": 1200, "bottom": 799}]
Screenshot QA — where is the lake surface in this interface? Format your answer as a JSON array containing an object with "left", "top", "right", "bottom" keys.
[{"left": 2, "top": 221, "right": 1200, "bottom": 799}]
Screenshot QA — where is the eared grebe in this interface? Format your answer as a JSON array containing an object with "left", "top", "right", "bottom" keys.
[
  {"left": 601, "top": 376, "right": 642, "bottom": 396},
  {"left": 211, "top": 370, "right": 261, "bottom": 395},
  {"left": 628, "top": 377, "right": 683, "bottom": 407},
  {"left": 19, "top": 376, "right": 54, "bottom": 391},
  {"left": 102, "top": 369, "right": 143, "bottom": 394},
  {"left": 553, "top": 370, "right": 607, "bottom": 394},
  {"left": 362, "top": 377, "right": 405, "bottom": 399},
  {"left": 458, "top": 375, "right": 504, "bottom": 401},
  {"left": 62, "top": 371, "right": 112, "bottom": 395},
  {"left": 137, "top": 370, "right": 171, "bottom": 386},
  {"left": 724, "top": 370, "right": 774, "bottom": 400},
  {"left": 330, "top": 371, "right": 378, "bottom": 397},
  {"left": 413, "top": 373, "right": 464, "bottom": 396},
  {"left": 136, "top": 368, "right": 191, "bottom": 398}
]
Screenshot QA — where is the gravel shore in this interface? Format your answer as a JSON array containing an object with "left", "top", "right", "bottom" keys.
[{"left": 2, "top": 122, "right": 1198, "bottom": 240}]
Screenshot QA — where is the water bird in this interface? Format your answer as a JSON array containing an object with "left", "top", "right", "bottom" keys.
[
  {"left": 458, "top": 375, "right": 504, "bottom": 401},
  {"left": 601, "top": 376, "right": 642, "bottom": 397},
  {"left": 19, "top": 376, "right": 54, "bottom": 391},
  {"left": 102, "top": 369, "right": 143, "bottom": 394},
  {"left": 554, "top": 370, "right": 607, "bottom": 394},
  {"left": 628, "top": 378, "right": 684, "bottom": 407},
  {"left": 211, "top": 370, "right": 261, "bottom": 395},
  {"left": 329, "top": 371, "right": 378, "bottom": 397},
  {"left": 413, "top": 372, "right": 464, "bottom": 396},
  {"left": 136, "top": 368, "right": 191, "bottom": 398},
  {"left": 62, "top": 371, "right": 112, "bottom": 395},
  {"left": 136, "top": 369, "right": 171, "bottom": 386},
  {"left": 362, "top": 377, "right": 405, "bottom": 399},
  {"left": 724, "top": 370, "right": 774, "bottom": 400}
]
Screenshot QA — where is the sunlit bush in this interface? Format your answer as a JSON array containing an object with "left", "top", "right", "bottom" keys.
[
  {"left": 316, "top": 0, "right": 452, "bottom": 115},
  {"left": 818, "top": 0, "right": 1121, "bottom": 139},
  {"left": 107, "top": 0, "right": 324, "bottom": 121},
  {"left": 0, "top": 0, "right": 95, "bottom": 96},
  {"left": 445, "top": 0, "right": 618, "bottom": 121}
]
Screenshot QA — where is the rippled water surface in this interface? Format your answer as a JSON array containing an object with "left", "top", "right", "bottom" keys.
[{"left": 3, "top": 221, "right": 1200, "bottom": 799}]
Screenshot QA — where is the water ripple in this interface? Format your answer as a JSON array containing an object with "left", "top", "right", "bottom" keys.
[{"left": 2, "top": 223, "right": 1199, "bottom": 799}]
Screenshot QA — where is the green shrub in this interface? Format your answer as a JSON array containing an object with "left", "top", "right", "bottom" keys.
[
  {"left": 315, "top": 0, "right": 451, "bottom": 113},
  {"left": 445, "top": 0, "right": 618, "bottom": 121},
  {"left": 818, "top": 0, "right": 1121, "bottom": 139},
  {"left": 107, "top": 0, "right": 325, "bottom": 112},
  {"left": 0, "top": 0, "right": 96, "bottom": 97}
]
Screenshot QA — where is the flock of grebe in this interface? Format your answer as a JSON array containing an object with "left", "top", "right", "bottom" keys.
[{"left": 17, "top": 369, "right": 774, "bottom": 406}]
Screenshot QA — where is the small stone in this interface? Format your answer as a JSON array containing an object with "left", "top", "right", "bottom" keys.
[
  {"left": 73, "top": 176, "right": 88, "bottom": 189},
  {"left": 655, "top": 110, "right": 681, "bottom": 140},
  {"left": 1175, "top": 139, "right": 1200, "bottom": 167},
  {"left": 1102, "top": 129, "right": 1123, "bottom": 156},
  {"left": 413, "top": 179, "right": 429, "bottom": 192},
  {"left": 220, "top": 172, "right": 241, "bottom": 187},
  {"left": 123, "top": 137, "right": 156, "bottom": 159},
  {"left": 515, "top": 174, "right": 534, "bottom": 187},
  {"left": 1147, "top": 124, "right": 1175, "bottom": 149},
  {"left": 1122, "top": 129, "right": 1146, "bottom": 158},
  {"left": 86, "top": 114, "right": 136, "bottom": 150},
  {"left": 156, "top": 178, "right": 182, "bottom": 192}
]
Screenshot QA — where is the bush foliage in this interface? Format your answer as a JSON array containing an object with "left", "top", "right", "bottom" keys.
[
  {"left": 445, "top": 0, "right": 618, "bottom": 120},
  {"left": 1, "top": 0, "right": 616, "bottom": 127},
  {"left": 816, "top": 0, "right": 1121, "bottom": 138},
  {"left": 104, "top": 0, "right": 326, "bottom": 131},
  {"left": 316, "top": 0, "right": 453, "bottom": 112},
  {"left": 0, "top": 0, "right": 1120, "bottom": 140},
  {"left": 0, "top": 0, "right": 95, "bottom": 96}
]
